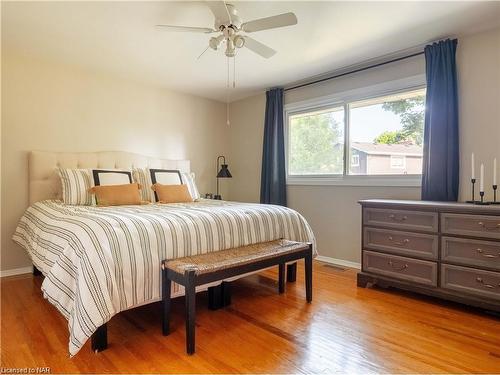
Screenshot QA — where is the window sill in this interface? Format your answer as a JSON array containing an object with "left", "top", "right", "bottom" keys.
[{"left": 286, "top": 175, "right": 422, "bottom": 187}]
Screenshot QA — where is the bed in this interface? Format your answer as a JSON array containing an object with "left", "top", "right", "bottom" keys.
[{"left": 12, "top": 151, "right": 316, "bottom": 356}]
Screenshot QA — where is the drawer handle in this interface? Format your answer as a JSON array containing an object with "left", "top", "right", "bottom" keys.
[
  {"left": 477, "top": 221, "right": 500, "bottom": 231},
  {"left": 388, "top": 236, "right": 410, "bottom": 246},
  {"left": 389, "top": 214, "right": 408, "bottom": 222},
  {"left": 388, "top": 260, "right": 408, "bottom": 271},
  {"left": 475, "top": 277, "right": 499, "bottom": 289},
  {"left": 476, "top": 248, "right": 500, "bottom": 258}
]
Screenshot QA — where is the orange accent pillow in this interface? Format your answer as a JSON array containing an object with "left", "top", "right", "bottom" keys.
[
  {"left": 89, "top": 183, "right": 143, "bottom": 206},
  {"left": 152, "top": 184, "right": 193, "bottom": 203}
]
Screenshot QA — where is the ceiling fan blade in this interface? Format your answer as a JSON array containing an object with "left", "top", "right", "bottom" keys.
[
  {"left": 241, "top": 12, "right": 297, "bottom": 33},
  {"left": 156, "top": 25, "right": 216, "bottom": 33},
  {"left": 206, "top": 1, "right": 231, "bottom": 25},
  {"left": 243, "top": 36, "right": 276, "bottom": 58}
]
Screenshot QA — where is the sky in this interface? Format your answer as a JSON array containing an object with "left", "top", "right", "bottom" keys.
[
  {"left": 291, "top": 96, "right": 426, "bottom": 146},
  {"left": 350, "top": 104, "right": 408, "bottom": 143},
  {"left": 323, "top": 104, "right": 408, "bottom": 144}
]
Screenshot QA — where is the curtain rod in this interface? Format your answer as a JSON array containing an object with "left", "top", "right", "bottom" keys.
[{"left": 284, "top": 51, "right": 425, "bottom": 92}]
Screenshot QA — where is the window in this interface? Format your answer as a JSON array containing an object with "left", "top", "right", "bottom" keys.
[
  {"left": 286, "top": 83, "right": 426, "bottom": 186},
  {"left": 390, "top": 155, "right": 406, "bottom": 169},
  {"left": 349, "top": 89, "right": 425, "bottom": 176},
  {"left": 351, "top": 154, "right": 360, "bottom": 167},
  {"left": 288, "top": 106, "right": 344, "bottom": 175}
]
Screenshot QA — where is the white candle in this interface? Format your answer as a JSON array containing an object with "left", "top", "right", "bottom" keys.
[
  {"left": 494, "top": 158, "right": 497, "bottom": 186},
  {"left": 480, "top": 163, "right": 484, "bottom": 192},
  {"left": 471, "top": 153, "right": 475, "bottom": 179}
]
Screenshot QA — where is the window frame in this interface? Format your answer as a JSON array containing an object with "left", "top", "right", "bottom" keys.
[{"left": 284, "top": 75, "right": 425, "bottom": 187}]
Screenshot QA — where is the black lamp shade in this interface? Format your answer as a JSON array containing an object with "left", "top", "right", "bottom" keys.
[{"left": 217, "top": 164, "right": 232, "bottom": 178}]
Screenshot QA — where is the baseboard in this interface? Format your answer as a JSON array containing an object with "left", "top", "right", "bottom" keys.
[
  {"left": 1, "top": 259, "right": 361, "bottom": 276},
  {"left": 315, "top": 255, "right": 361, "bottom": 270},
  {"left": 0, "top": 266, "right": 33, "bottom": 278}
]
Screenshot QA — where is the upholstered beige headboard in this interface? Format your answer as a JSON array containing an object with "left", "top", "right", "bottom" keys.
[{"left": 29, "top": 151, "right": 190, "bottom": 204}]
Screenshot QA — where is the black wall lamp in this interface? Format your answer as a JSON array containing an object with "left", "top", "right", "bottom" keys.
[{"left": 215, "top": 155, "right": 232, "bottom": 200}]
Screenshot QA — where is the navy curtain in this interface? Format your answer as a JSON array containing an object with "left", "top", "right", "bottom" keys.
[
  {"left": 421, "top": 39, "right": 459, "bottom": 201},
  {"left": 260, "top": 88, "right": 287, "bottom": 205}
]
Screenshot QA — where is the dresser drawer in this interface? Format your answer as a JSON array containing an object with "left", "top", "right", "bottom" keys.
[
  {"left": 364, "top": 227, "right": 438, "bottom": 260},
  {"left": 441, "top": 213, "right": 500, "bottom": 240},
  {"left": 442, "top": 237, "right": 500, "bottom": 271},
  {"left": 363, "top": 208, "right": 438, "bottom": 232},
  {"left": 363, "top": 250, "right": 437, "bottom": 286},
  {"left": 441, "top": 264, "right": 500, "bottom": 301}
]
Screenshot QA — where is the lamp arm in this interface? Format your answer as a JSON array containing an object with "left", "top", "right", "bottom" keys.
[
  {"left": 217, "top": 155, "right": 226, "bottom": 167},
  {"left": 216, "top": 155, "right": 226, "bottom": 197}
]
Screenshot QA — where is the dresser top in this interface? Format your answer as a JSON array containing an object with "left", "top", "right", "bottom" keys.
[{"left": 359, "top": 199, "right": 500, "bottom": 214}]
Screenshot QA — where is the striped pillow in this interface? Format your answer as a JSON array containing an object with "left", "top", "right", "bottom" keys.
[
  {"left": 132, "top": 168, "right": 201, "bottom": 202},
  {"left": 132, "top": 168, "right": 155, "bottom": 202},
  {"left": 181, "top": 172, "right": 201, "bottom": 201},
  {"left": 57, "top": 168, "right": 94, "bottom": 205}
]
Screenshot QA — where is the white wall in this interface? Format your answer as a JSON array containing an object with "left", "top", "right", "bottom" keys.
[
  {"left": 458, "top": 27, "right": 500, "bottom": 202},
  {"left": 228, "top": 27, "right": 500, "bottom": 265},
  {"left": 1, "top": 52, "right": 228, "bottom": 272}
]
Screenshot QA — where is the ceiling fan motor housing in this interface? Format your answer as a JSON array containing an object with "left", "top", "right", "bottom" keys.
[{"left": 214, "top": 4, "right": 242, "bottom": 30}]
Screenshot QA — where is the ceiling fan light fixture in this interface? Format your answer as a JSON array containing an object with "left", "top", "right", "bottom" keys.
[
  {"left": 209, "top": 34, "right": 225, "bottom": 50},
  {"left": 209, "top": 37, "right": 219, "bottom": 50},
  {"left": 233, "top": 35, "right": 245, "bottom": 49},
  {"left": 156, "top": 1, "right": 297, "bottom": 59},
  {"left": 225, "top": 38, "right": 236, "bottom": 57}
]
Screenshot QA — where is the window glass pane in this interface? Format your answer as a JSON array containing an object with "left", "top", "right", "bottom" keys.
[
  {"left": 288, "top": 106, "right": 344, "bottom": 175},
  {"left": 349, "top": 89, "right": 425, "bottom": 175}
]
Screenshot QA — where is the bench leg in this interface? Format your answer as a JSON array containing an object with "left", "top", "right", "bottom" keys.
[
  {"left": 185, "top": 269, "right": 196, "bottom": 355},
  {"left": 208, "top": 285, "right": 222, "bottom": 310},
  {"left": 162, "top": 266, "right": 172, "bottom": 335},
  {"left": 305, "top": 246, "right": 313, "bottom": 303},
  {"left": 221, "top": 281, "right": 231, "bottom": 307},
  {"left": 208, "top": 282, "right": 232, "bottom": 309},
  {"left": 91, "top": 323, "right": 108, "bottom": 353},
  {"left": 33, "top": 265, "right": 42, "bottom": 277},
  {"left": 278, "top": 263, "right": 286, "bottom": 294},
  {"left": 287, "top": 263, "right": 297, "bottom": 283}
]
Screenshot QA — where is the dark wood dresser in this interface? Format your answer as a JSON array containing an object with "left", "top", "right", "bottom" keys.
[{"left": 358, "top": 199, "right": 500, "bottom": 312}]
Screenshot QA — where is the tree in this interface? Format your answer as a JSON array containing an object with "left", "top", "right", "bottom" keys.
[
  {"left": 375, "top": 95, "right": 425, "bottom": 145},
  {"left": 374, "top": 130, "right": 406, "bottom": 145},
  {"left": 289, "top": 112, "right": 343, "bottom": 174}
]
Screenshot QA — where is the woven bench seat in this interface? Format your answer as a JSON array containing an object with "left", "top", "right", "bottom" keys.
[
  {"left": 161, "top": 239, "right": 313, "bottom": 355},
  {"left": 164, "top": 240, "right": 309, "bottom": 275}
]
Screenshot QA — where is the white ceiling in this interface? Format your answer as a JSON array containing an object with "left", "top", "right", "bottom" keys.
[{"left": 3, "top": 1, "right": 500, "bottom": 102}]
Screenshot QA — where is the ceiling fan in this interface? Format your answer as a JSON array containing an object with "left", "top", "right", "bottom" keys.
[{"left": 156, "top": 1, "right": 298, "bottom": 59}]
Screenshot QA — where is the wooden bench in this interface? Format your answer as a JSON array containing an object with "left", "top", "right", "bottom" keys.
[{"left": 161, "top": 240, "right": 313, "bottom": 354}]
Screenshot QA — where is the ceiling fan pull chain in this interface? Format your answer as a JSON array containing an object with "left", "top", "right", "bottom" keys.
[
  {"left": 233, "top": 55, "right": 236, "bottom": 88},
  {"left": 226, "top": 56, "right": 230, "bottom": 126}
]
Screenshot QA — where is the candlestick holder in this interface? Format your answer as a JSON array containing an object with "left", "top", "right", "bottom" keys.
[
  {"left": 490, "top": 185, "right": 500, "bottom": 204},
  {"left": 475, "top": 191, "right": 490, "bottom": 205},
  {"left": 466, "top": 178, "right": 478, "bottom": 203}
]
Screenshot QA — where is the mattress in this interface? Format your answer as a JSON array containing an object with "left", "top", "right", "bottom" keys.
[{"left": 12, "top": 199, "right": 315, "bottom": 356}]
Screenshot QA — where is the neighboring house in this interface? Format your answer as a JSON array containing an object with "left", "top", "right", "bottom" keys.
[{"left": 350, "top": 142, "right": 423, "bottom": 175}]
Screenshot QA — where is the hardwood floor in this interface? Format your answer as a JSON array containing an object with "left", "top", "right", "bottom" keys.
[{"left": 1, "top": 261, "right": 499, "bottom": 373}]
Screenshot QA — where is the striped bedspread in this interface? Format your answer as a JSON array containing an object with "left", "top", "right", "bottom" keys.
[{"left": 12, "top": 199, "right": 315, "bottom": 356}]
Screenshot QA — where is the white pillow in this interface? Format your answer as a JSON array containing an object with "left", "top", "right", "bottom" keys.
[
  {"left": 92, "top": 169, "right": 132, "bottom": 186},
  {"left": 57, "top": 168, "right": 94, "bottom": 205}
]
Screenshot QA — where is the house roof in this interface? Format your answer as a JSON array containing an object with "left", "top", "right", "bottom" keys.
[{"left": 351, "top": 142, "right": 423, "bottom": 156}]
